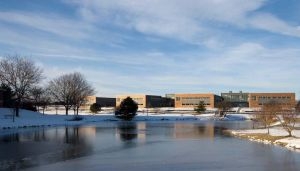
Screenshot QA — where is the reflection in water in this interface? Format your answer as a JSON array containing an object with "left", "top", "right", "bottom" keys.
[
  {"left": 115, "top": 122, "right": 147, "bottom": 142},
  {"left": 173, "top": 123, "right": 215, "bottom": 140},
  {"left": 0, "top": 122, "right": 300, "bottom": 171},
  {"left": 116, "top": 122, "right": 137, "bottom": 141},
  {"left": 0, "top": 126, "right": 96, "bottom": 170}
]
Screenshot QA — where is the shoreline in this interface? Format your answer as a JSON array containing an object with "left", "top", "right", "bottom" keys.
[{"left": 226, "top": 128, "right": 300, "bottom": 152}]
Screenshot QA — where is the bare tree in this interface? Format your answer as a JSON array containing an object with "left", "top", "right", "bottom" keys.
[
  {"left": 0, "top": 55, "right": 43, "bottom": 117},
  {"left": 216, "top": 100, "right": 232, "bottom": 117},
  {"left": 274, "top": 103, "right": 297, "bottom": 137},
  {"left": 255, "top": 101, "right": 281, "bottom": 134},
  {"left": 296, "top": 100, "right": 300, "bottom": 114},
  {"left": 30, "top": 86, "right": 43, "bottom": 111},
  {"left": 70, "top": 73, "right": 95, "bottom": 115},
  {"left": 48, "top": 72, "right": 94, "bottom": 115}
]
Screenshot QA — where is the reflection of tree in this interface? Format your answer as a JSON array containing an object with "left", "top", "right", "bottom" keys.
[
  {"left": 65, "top": 127, "right": 80, "bottom": 144},
  {"left": 117, "top": 122, "right": 137, "bottom": 141},
  {"left": 63, "top": 127, "right": 95, "bottom": 160},
  {"left": 0, "top": 133, "right": 20, "bottom": 142}
]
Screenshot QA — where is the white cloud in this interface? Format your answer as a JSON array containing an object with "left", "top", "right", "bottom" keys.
[
  {"left": 65, "top": 0, "right": 300, "bottom": 43},
  {"left": 0, "top": 11, "right": 93, "bottom": 39},
  {"left": 249, "top": 13, "right": 300, "bottom": 37}
]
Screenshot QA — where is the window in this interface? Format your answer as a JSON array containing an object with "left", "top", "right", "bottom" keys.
[{"left": 176, "top": 97, "right": 181, "bottom": 101}]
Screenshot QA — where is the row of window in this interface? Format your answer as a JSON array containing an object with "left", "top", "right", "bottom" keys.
[
  {"left": 182, "top": 103, "right": 210, "bottom": 106},
  {"left": 176, "top": 97, "right": 210, "bottom": 101},
  {"left": 252, "top": 96, "right": 292, "bottom": 101}
]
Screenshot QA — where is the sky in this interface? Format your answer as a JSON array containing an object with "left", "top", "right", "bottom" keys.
[{"left": 0, "top": 0, "right": 300, "bottom": 99}]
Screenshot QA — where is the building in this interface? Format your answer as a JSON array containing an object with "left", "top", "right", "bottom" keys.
[
  {"left": 165, "top": 94, "right": 175, "bottom": 99},
  {"left": 221, "top": 91, "right": 249, "bottom": 107},
  {"left": 248, "top": 93, "right": 296, "bottom": 108},
  {"left": 174, "top": 93, "right": 222, "bottom": 108},
  {"left": 80, "top": 96, "right": 116, "bottom": 110},
  {"left": 116, "top": 94, "right": 174, "bottom": 108}
]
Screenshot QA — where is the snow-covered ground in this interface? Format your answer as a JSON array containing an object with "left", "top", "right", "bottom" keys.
[
  {"left": 0, "top": 108, "right": 255, "bottom": 130},
  {"left": 6, "top": 108, "right": 300, "bottom": 152},
  {"left": 231, "top": 127, "right": 300, "bottom": 151}
]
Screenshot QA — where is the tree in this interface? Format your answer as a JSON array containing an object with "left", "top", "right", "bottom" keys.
[
  {"left": 48, "top": 72, "right": 94, "bottom": 115},
  {"left": 0, "top": 55, "right": 43, "bottom": 117},
  {"left": 69, "top": 73, "right": 95, "bottom": 115},
  {"left": 29, "top": 86, "right": 44, "bottom": 111},
  {"left": 296, "top": 100, "right": 300, "bottom": 114},
  {"left": 194, "top": 101, "right": 206, "bottom": 114},
  {"left": 0, "top": 83, "right": 14, "bottom": 107},
  {"left": 90, "top": 103, "right": 101, "bottom": 114},
  {"left": 255, "top": 101, "right": 281, "bottom": 134},
  {"left": 275, "top": 103, "right": 297, "bottom": 137},
  {"left": 216, "top": 100, "right": 232, "bottom": 117},
  {"left": 115, "top": 97, "right": 138, "bottom": 120}
]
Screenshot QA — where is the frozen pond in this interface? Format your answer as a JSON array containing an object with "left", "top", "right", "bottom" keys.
[{"left": 1, "top": 121, "right": 300, "bottom": 171}]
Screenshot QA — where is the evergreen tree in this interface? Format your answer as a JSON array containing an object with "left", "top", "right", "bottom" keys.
[
  {"left": 0, "top": 83, "right": 14, "bottom": 107},
  {"left": 90, "top": 103, "right": 101, "bottom": 114},
  {"left": 115, "top": 97, "right": 138, "bottom": 120},
  {"left": 194, "top": 101, "right": 206, "bottom": 114}
]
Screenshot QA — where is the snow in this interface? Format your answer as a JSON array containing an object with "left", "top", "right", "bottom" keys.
[
  {"left": 231, "top": 127, "right": 300, "bottom": 152},
  {"left": 2, "top": 107, "right": 300, "bottom": 152},
  {"left": 0, "top": 108, "right": 223, "bottom": 130},
  {"left": 222, "top": 113, "right": 254, "bottom": 121}
]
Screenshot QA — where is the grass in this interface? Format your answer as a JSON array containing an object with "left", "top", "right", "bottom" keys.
[{"left": 236, "top": 133, "right": 287, "bottom": 143}]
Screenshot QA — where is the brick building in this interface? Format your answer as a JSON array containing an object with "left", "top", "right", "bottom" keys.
[
  {"left": 174, "top": 93, "right": 222, "bottom": 108},
  {"left": 80, "top": 96, "right": 116, "bottom": 110},
  {"left": 116, "top": 94, "right": 174, "bottom": 108},
  {"left": 248, "top": 93, "right": 296, "bottom": 108}
]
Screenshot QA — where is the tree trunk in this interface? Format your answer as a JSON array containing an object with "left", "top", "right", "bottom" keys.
[
  {"left": 288, "top": 130, "right": 292, "bottom": 137},
  {"left": 15, "top": 99, "right": 21, "bottom": 117},
  {"left": 267, "top": 127, "right": 270, "bottom": 134},
  {"left": 65, "top": 107, "right": 69, "bottom": 115}
]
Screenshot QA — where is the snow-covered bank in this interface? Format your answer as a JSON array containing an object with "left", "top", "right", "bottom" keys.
[
  {"left": 0, "top": 108, "right": 218, "bottom": 130},
  {"left": 230, "top": 127, "right": 300, "bottom": 152}
]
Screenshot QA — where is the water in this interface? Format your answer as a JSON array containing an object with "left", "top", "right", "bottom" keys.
[{"left": 0, "top": 121, "right": 300, "bottom": 171}]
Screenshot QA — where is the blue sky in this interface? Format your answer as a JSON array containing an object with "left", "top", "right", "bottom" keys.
[{"left": 0, "top": 0, "right": 300, "bottom": 98}]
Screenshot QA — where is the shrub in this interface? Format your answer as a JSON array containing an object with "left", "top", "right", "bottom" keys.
[
  {"left": 90, "top": 103, "right": 101, "bottom": 114},
  {"left": 115, "top": 97, "right": 138, "bottom": 120},
  {"left": 194, "top": 101, "right": 206, "bottom": 114}
]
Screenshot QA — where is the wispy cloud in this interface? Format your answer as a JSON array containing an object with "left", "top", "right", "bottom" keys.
[
  {"left": 0, "top": 11, "right": 93, "bottom": 39},
  {"left": 66, "top": 0, "right": 300, "bottom": 43}
]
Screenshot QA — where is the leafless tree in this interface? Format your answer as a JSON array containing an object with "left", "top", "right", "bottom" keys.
[
  {"left": 255, "top": 101, "right": 281, "bottom": 134},
  {"left": 275, "top": 103, "right": 297, "bottom": 137},
  {"left": 70, "top": 73, "right": 95, "bottom": 115},
  {"left": 29, "top": 86, "right": 51, "bottom": 114},
  {"left": 48, "top": 72, "right": 94, "bottom": 115},
  {"left": 30, "top": 86, "right": 44, "bottom": 111},
  {"left": 0, "top": 55, "right": 43, "bottom": 117},
  {"left": 296, "top": 100, "right": 300, "bottom": 114},
  {"left": 216, "top": 100, "right": 232, "bottom": 117}
]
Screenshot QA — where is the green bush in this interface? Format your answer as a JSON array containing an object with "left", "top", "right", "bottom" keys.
[
  {"left": 115, "top": 97, "right": 138, "bottom": 120},
  {"left": 90, "top": 103, "right": 101, "bottom": 114},
  {"left": 194, "top": 101, "right": 206, "bottom": 114}
]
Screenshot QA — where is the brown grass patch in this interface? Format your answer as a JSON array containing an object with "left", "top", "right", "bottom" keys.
[{"left": 236, "top": 133, "right": 287, "bottom": 143}]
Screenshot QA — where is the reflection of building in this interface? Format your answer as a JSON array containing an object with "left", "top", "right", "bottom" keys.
[
  {"left": 248, "top": 93, "right": 296, "bottom": 108},
  {"left": 116, "top": 94, "right": 174, "bottom": 108},
  {"left": 174, "top": 93, "right": 222, "bottom": 108},
  {"left": 221, "top": 91, "right": 249, "bottom": 107},
  {"left": 81, "top": 96, "right": 116, "bottom": 110},
  {"left": 173, "top": 123, "right": 215, "bottom": 139}
]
